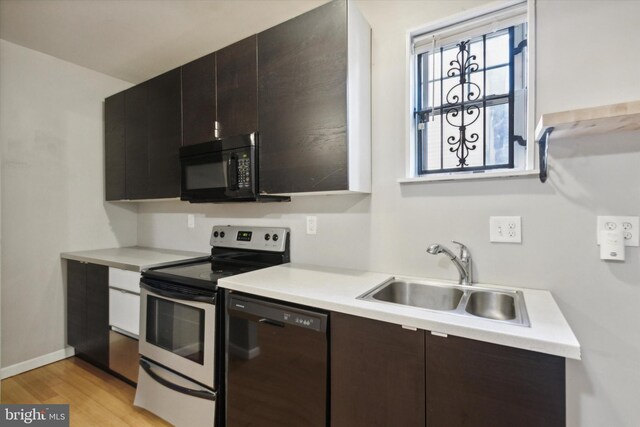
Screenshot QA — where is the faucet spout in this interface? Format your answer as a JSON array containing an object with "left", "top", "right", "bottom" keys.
[{"left": 427, "top": 241, "right": 473, "bottom": 286}]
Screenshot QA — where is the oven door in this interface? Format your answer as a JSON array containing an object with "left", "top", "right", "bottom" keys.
[{"left": 139, "top": 281, "right": 216, "bottom": 389}]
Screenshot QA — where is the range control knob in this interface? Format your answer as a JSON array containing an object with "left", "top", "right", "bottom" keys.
[
  {"left": 264, "top": 234, "right": 271, "bottom": 241},
  {"left": 220, "top": 231, "right": 225, "bottom": 238},
  {"left": 213, "top": 231, "right": 219, "bottom": 238},
  {"left": 272, "top": 234, "right": 279, "bottom": 242}
]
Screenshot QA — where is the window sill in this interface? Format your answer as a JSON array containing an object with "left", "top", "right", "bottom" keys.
[{"left": 398, "top": 169, "right": 540, "bottom": 184}]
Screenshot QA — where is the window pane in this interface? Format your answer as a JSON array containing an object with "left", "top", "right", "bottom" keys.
[
  {"left": 469, "top": 40, "right": 484, "bottom": 71},
  {"left": 432, "top": 50, "right": 442, "bottom": 81},
  {"left": 485, "top": 103, "right": 509, "bottom": 166},
  {"left": 442, "top": 75, "right": 457, "bottom": 105},
  {"left": 485, "top": 32, "right": 510, "bottom": 67},
  {"left": 442, "top": 46, "right": 458, "bottom": 78},
  {"left": 486, "top": 66, "right": 509, "bottom": 97},
  {"left": 423, "top": 117, "right": 442, "bottom": 171},
  {"left": 464, "top": 106, "right": 484, "bottom": 167},
  {"left": 427, "top": 80, "right": 443, "bottom": 109}
]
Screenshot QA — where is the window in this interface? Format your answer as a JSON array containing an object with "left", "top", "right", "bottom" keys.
[{"left": 410, "top": 3, "right": 530, "bottom": 177}]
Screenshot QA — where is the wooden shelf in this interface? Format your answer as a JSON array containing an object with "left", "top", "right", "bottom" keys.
[
  {"left": 535, "top": 100, "right": 640, "bottom": 141},
  {"left": 535, "top": 100, "right": 640, "bottom": 182}
]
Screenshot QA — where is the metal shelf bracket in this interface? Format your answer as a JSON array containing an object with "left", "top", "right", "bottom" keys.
[{"left": 537, "top": 127, "right": 554, "bottom": 183}]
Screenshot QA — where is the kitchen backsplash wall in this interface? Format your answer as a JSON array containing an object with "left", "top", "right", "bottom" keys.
[
  {"left": 0, "top": 40, "right": 138, "bottom": 368},
  {"left": 137, "top": 1, "right": 640, "bottom": 426}
]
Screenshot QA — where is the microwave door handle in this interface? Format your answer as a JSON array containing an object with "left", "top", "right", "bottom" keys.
[
  {"left": 140, "top": 360, "right": 216, "bottom": 401},
  {"left": 228, "top": 155, "right": 238, "bottom": 191}
]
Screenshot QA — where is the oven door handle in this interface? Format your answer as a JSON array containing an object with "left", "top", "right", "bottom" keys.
[
  {"left": 140, "top": 281, "right": 216, "bottom": 304},
  {"left": 140, "top": 360, "right": 216, "bottom": 401}
]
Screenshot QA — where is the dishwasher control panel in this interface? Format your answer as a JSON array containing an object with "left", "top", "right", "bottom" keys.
[
  {"left": 228, "top": 295, "right": 327, "bottom": 332},
  {"left": 282, "top": 312, "right": 321, "bottom": 331}
]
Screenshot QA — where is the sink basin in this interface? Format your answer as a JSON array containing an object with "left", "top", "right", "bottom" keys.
[
  {"left": 465, "top": 291, "right": 516, "bottom": 321},
  {"left": 369, "top": 280, "right": 463, "bottom": 311},
  {"left": 358, "top": 278, "right": 530, "bottom": 327}
]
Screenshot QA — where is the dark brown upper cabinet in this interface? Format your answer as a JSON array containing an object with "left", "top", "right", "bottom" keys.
[
  {"left": 105, "top": 0, "right": 372, "bottom": 201},
  {"left": 146, "top": 68, "right": 182, "bottom": 199},
  {"left": 181, "top": 36, "right": 258, "bottom": 147},
  {"left": 106, "top": 68, "right": 181, "bottom": 201},
  {"left": 216, "top": 35, "right": 258, "bottom": 139},
  {"left": 104, "top": 92, "right": 126, "bottom": 200},
  {"left": 258, "top": 0, "right": 371, "bottom": 194},
  {"left": 123, "top": 81, "right": 149, "bottom": 200},
  {"left": 182, "top": 52, "right": 216, "bottom": 146}
]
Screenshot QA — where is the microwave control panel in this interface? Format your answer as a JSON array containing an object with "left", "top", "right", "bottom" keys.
[{"left": 237, "top": 157, "right": 251, "bottom": 189}]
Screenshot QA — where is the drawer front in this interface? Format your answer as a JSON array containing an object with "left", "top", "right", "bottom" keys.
[
  {"left": 109, "top": 267, "right": 141, "bottom": 294},
  {"left": 109, "top": 288, "right": 140, "bottom": 337}
]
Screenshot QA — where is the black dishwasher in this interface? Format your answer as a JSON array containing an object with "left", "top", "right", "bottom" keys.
[{"left": 225, "top": 293, "right": 328, "bottom": 427}]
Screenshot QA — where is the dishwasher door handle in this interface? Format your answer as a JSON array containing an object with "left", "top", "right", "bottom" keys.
[{"left": 259, "top": 318, "right": 285, "bottom": 328}]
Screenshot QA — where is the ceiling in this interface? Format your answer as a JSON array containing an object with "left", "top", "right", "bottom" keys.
[{"left": 0, "top": 0, "right": 328, "bottom": 84}]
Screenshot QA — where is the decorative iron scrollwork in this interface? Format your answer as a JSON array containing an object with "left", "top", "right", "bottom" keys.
[{"left": 444, "top": 40, "right": 481, "bottom": 167}]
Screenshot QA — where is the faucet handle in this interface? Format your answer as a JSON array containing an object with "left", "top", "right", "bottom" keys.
[{"left": 451, "top": 240, "right": 469, "bottom": 258}]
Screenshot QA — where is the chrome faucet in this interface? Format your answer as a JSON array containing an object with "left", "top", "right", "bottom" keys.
[{"left": 427, "top": 241, "right": 473, "bottom": 286}]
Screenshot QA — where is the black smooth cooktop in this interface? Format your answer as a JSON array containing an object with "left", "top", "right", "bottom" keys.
[{"left": 142, "top": 257, "right": 264, "bottom": 290}]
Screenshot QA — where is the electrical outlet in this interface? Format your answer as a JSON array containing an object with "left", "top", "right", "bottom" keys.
[
  {"left": 306, "top": 216, "right": 317, "bottom": 235},
  {"left": 490, "top": 216, "right": 522, "bottom": 243},
  {"left": 597, "top": 216, "right": 639, "bottom": 246},
  {"left": 187, "top": 214, "right": 195, "bottom": 229}
]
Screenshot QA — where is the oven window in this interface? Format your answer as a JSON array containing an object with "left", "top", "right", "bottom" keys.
[
  {"left": 146, "top": 296, "right": 205, "bottom": 365},
  {"left": 185, "top": 161, "right": 225, "bottom": 190}
]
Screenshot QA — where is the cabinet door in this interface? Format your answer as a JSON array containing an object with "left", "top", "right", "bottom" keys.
[
  {"left": 426, "top": 334, "right": 565, "bottom": 427},
  {"left": 258, "top": 0, "right": 348, "bottom": 193},
  {"left": 182, "top": 53, "right": 217, "bottom": 146},
  {"left": 66, "top": 260, "right": 86, "bottom": 351},
  {"left": 217, "top": 35, "right": 258, "bottom": 138},
  {"left": 147, "top": 68, "right": 182, "bottom": 198},
  {"left": 105, "top": 92, "right": 126, "bottom": 200},
  {"left": 331, "top": 312, "right": 426, "bottom": 427},
  {"left": 84, "top": 263, "right": 110, "bottom": 367},
  {"left": 124, "top": 82, "right": 149, "bottom": 199}
]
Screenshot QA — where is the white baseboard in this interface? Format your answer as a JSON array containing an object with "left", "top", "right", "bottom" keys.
[{"left": 1, "top": 347, "right": 75, "bottom": 380}]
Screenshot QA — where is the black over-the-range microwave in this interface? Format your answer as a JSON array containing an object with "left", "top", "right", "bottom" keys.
[{"left": 179, "top": 132, "right": 290, "bottom": 203}]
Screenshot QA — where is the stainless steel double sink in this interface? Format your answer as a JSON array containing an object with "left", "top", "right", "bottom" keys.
[{"left": 358, "top": 278, "right": 530, "bottom": 327}]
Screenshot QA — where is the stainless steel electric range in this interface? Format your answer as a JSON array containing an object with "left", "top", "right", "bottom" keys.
[{"left": 133, "top": 225, "right": 290, "bottom": 427}]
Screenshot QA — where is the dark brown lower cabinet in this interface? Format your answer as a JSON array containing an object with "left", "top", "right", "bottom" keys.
[
  {"left": 330, "top": 312, "right": 566, "bottom": 427},
  {"left": 426, "top": 333, "right": 565, "bottom": 427},
  {"left": 330, "top": 312, "right": 426, "bottom": 427},
  {"left": 66, "top": 260, "right": 109, "bottom": 367}
]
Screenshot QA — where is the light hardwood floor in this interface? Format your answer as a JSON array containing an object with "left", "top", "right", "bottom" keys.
[{"left": 1, "top": 357, "right": 170, "bottom": 426}]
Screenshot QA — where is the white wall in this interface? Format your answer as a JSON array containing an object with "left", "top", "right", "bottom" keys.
[
  {"left": 137, "top": 1, "right": 640, "bottom": 425},
  {"left": 0, "top": 40, "right": 138, "bottom": 368}
]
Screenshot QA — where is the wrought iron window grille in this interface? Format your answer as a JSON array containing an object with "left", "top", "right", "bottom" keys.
[{"left": 415, "top": 25, "right": 527, "bottom": 175}]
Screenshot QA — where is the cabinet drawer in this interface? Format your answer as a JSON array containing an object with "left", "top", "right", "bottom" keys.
[
  {"left": 109, "top": 267, "right": 141, "bottom": 294},
  {"left": 109, "top": 288, "right": 140, "bottom": 337}
]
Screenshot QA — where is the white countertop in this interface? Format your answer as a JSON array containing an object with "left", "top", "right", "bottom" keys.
[
  {"left": 218, "top": 263, "right": 581, "bottom": 360},
  {"left": 61, "top": 246, "right": 209, "bottom": 272}
]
